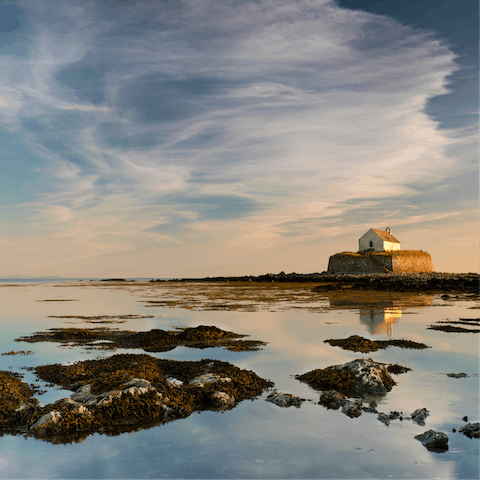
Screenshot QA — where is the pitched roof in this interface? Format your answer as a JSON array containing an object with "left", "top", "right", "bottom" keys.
[{"left": 371, "top": 228, "right": 400, "bottom": 243}]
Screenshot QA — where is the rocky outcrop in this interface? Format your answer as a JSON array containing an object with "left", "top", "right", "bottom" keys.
[
  {"left": 212, "top": 391, "right": 235, "bottom": 409},
  {"left": 30, "top": 411, "right": 62, "bottom": 437},
  {"left": 188, "top": 374, "right": 232, "bottom": 388},
  {"left": 0, "top": 354, "right": 273, "bottom": 443},
  {"left": 168, "top": 272, "right": 479, "bottom": 292},
  {"left": 265, "top": 391, "right": 305, "bottom": 408},
  {"left": 411, "top": 408, "right": 429, "bottom": 426},
  {"left": 458, "top": 423, "right": 479, "bottom": 438},
  {"left": 296, "top": 358, "right": 397, "bottom": 397},
  {"left": 414, "top": 430, "right": 449, "bottom": 452}
]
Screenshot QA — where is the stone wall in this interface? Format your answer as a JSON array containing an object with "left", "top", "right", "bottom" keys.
[{"left": 327, "top": 251, "right": 434, "bottom": 274}]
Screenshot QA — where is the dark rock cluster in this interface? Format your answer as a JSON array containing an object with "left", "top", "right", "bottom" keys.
[{"left": 169, "top": 272, "right": 479, "bottom": 292}]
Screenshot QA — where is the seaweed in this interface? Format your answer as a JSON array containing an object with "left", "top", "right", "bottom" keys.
[
  {"left": 324, "top": 335, "right": 429, "bottom": 353},
  {"left": 16, "top": 325, "right": 267, "bottom": 353}
]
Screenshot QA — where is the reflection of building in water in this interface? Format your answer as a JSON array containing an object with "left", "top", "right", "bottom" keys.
[
  {"left": 327, "top": 292, "right": 433, "bottom": 336},
  {"left": 359, "top": 308, "right": 402, "bottom": 336}
]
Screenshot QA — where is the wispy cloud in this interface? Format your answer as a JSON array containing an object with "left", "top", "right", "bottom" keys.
[{"left": 0, "top": 0, "right": 476, "bottom": 275}]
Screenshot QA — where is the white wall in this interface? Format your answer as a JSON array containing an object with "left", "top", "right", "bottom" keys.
[
  {"left": 359, "top": 229, "right": 384, "bottom": 252},
  {"left": 383, "top": 241, "right": 400, "bottom": 252}
]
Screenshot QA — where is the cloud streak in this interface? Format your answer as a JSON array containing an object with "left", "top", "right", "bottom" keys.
[{"left": 0, "top": 0, "right": 476, "bottom": 275}]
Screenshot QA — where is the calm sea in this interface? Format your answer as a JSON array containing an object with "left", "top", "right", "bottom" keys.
[{"left": 0, "top": 281, "right": 478, "bottom": 479}]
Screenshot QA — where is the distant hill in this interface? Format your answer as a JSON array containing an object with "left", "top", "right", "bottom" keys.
[{"left": 0, "top": 275, "right": 65, "bottom": 279}]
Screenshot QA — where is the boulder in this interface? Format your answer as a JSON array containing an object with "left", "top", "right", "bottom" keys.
[
  {"left": 265, "top": 391, "right": 305, "bottom": 408},
  {"left": 30, "top": 411, "right": 62, "bottom": 436},
  {"left": 188, "top": 374, "right": 231, "bottom": 388},
  {"left": 362, "top": 400, "right": 378, "bottom": 413},
  {"left": 319, "top": 390, "right": 346, "bottom": 410},
  {"left": 212, "top": 391, "right": 235, "bottom": 409},
  {"left": 87, "top": 389, "right": 123, "bottom": 407},
  {"left": 414, "top": 430, "right": 448, "bottom": 452},
  {"left": 446, "top": 373, "right": 469, "bottom": 378},
  {"left": 319, "top": 390, "right": 362, "bottom": 418},
  {"left": 411, "top": 408, "right": 429, "bottom": 426},
  {"left": 71, "top": 384, "right": 92, "bottom": 402},
  {"left": 122, "top": 378, "right": 153, "bottom": 389},
  {"left": 330, "top": 358, "right": 396, "bottom": 396},
  {"left": 297, "top": 358, "right": 396, "bottom": 397},
  {"left": 458, "top": 423, "right": 479, "bottom": 438},
  {"left": 341, "top": 399, "right": 363, "bottom": 418},
  {"left": 377, "top": 412, "right": 390, "bottom": 426}
]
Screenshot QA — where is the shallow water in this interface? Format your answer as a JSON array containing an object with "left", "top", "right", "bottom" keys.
[{"left": 0, "top": 282, "right": 478, "bottom": 479}]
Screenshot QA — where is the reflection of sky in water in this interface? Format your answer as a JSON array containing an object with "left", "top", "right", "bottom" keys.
[{"left": 0, "top": 283, "right": 478, "bottom": 479}]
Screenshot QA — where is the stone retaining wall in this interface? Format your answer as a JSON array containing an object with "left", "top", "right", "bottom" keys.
[{"left": 327, "top": 251, "right": 434, "bottom": 274}]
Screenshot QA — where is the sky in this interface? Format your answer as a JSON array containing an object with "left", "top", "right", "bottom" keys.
[{"left": 0, "top": 0, "right": 478, "bottom": 277}]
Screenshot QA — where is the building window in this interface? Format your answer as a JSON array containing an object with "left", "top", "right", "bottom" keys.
[{"left": 369, "top": 241, "right": 373, "bottom": 247}]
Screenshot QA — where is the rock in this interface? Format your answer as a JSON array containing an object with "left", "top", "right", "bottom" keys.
[
  {"left": 265, "top": 391, "right": 305, "bottom": 408},
  {"left": 458, "top": 423, "right": 479, "bottom": 438},
  {"left": 414, "top": 430, "right": 449, "bottom": 452},
  {"left": 362, "top": 400, "right": 378, "bottom": 413},
  {"left": 30, "top": 411, "right": 62, "bottom": 436},
  {"left": 411, "top": 408, "right": 429, "bottom": 426},
  {"left": 318, "top": 390, "right": 362, "bottom": 418},
  {"left": 319, "top": 390, "right": 346, "bottom": 410},
  {"left": 342, "top": 399, "right": 363, "bottom": 418},
  {"left": 212, "top": 391, "right": 235, "bottom": 409},
  {"left": 462, "top": 415, "right": 468, "bottom": 422},
  {"left": 122, "top": 378, "right": 153, "bottom": 389},
  {"left": 74, "top": 404, "right": 90, "bottom": 415},
  {"left": 446, "top": 373, "right": 469, "bottom": 378},
  {"left": 122, "top": 384, "right": 152, "bottom": 396},
  {"left": 330, "top": 358, "right": 396, "bottom": 396},
  {"left": 377, "top": 412, "right": 390, "bottom": 426},
  {"left": 71, "top": 384, "right": 92, "bottom": 402},
  {"left": 189, "top": 374, "right": 232, "bottom": 388},
  {"left": 297, "top": 358, "right": 396, "bottom": 397},
  {"left": 388, "top": 411, "right": 401, "bottom": 420}
]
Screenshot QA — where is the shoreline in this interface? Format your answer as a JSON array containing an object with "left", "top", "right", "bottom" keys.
[{"left": 149, "top": 272, "right": 479, "bottom": 293}]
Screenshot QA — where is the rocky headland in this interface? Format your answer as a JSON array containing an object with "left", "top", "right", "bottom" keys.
[{"left": 156, "top": 272, "right": 480, "bottom": 293}]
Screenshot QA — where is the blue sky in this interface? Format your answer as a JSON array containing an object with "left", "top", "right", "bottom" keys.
[{"left": 0, "top": 0, "right": 477, "bottom": 276}]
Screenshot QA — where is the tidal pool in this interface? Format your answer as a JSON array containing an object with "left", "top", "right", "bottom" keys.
[{"left": 0, "top": 281, "right": 478, "bottom": 479}]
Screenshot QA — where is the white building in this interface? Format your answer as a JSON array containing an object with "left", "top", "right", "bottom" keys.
[{"left": 358, "top": 228, "right": 400, "bottom": 252}]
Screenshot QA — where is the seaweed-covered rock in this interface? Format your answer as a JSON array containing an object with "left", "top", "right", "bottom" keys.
[
  {"left": 176, "top": 325, "right": 240, "bottom": 342},
  {"left": 71, "top": 384, "right": 92, "bottom": 402},
  {"left": 30, "top": 411, "right": 62, "bottom": 437},
  {"left": 17, "top": 325, "right": 266, "bottom": 353},
  {"left": 458, "top": 423, "right": 479, "bottom": 438},
  {"left": 265, "top": 391, "right": 305, "bottom": 408},
  {"left": 212, "top": 391, "right": 235, "bottom": 409},
  {"left": 318, "top": 390, "right": 363, "bottom": 418},
  {"left": 296, "top": 358, "right": 396, "bottom": 396},
  {"left": 0, "top": 370, "right": 40, "bottom": 431},
  {"left": 411, "top": 408, "right": 429, "bottom": 426},
  {"left": 324, "top": 335, "right": 428, "bottom": 353},
  {"left": 318, "top": 390, "right": 346, "bottom": 410},
  {"left": 27, "top": 354, "right": 273, "bottom": 443},
  {"left": 446, "top": 373, "right": 469, "bottom": 378},
  {"left": 414, "top": 430, "right": 449, "bottom": 452},
  {"left": 125, "top": 329, "right": 179, "bottom": 352},
  {"left": 188, "top": 374, "right": 232, "bottom": 388},
  {"left": 362, "top": 400, "right": 378, "bottom": 413},
  {"left": 342, "top": 399, "right": 363, "bottom": 418},
  {"left": 387, "top": 364, "right": 412, "bottom": 374},
  {"left": 377, "top": 412, "right": 390, "bottom": 426}
]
